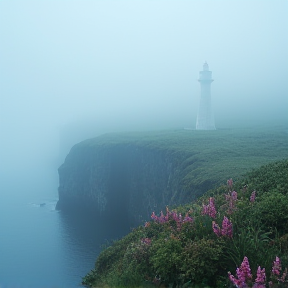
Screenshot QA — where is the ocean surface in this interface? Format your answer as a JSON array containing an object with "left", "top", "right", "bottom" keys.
[{"left": 0, "top": 173, "right": 125, "bottom": 288}]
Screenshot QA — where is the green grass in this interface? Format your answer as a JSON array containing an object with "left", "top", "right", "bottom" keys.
[{"left": 76, "top": 125, "right": 288, "bottom": 196}]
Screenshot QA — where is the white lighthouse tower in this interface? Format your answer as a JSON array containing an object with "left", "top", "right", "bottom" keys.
[{"left": 196, "top": 62, "right": 216, "bottom": 130}]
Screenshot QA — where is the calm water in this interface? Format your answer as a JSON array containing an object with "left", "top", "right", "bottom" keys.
[{"left": 0, "top": 174, "right": 126, "bottom": 288}]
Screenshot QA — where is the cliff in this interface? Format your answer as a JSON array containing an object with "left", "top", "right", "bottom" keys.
[{"left": 56, "top": 127, "right": 288, "bottom": 228}]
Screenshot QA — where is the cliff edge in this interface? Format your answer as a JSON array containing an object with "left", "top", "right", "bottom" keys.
[{"left": 56, "top": 128, "right": 288, "bottom": 227}]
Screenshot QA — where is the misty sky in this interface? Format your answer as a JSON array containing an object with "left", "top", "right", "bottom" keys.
[{"left": 0, "top": 1, "right": 287, "bottom": 184}]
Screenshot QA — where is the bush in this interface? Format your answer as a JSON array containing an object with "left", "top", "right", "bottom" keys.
[
  {"left": 253, "top": 192, "right": 288, "bottom": 234},
  {"left": 150, "top": 237, "right": 183, "bottom": 287},
  {"left": 181, "top": 238, "right": 223, "bottom": 286}
]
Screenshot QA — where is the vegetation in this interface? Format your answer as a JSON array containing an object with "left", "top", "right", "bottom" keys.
[
  {"left": 83, "top": 159, "right": 288, "bottom": 288},
  {"left": 78, "top": 126, "right": 288, "bottom": 201}
]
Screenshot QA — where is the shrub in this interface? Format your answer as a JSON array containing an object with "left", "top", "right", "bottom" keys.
[
  {"left": 181, "top": 238, "right": 223, "bottom": 286},
  {"left": 252, "top": 192, "right": 288, "bottom": 234},
  {"left": 150, "top": 236, "right": 183, "bottom": 287}
]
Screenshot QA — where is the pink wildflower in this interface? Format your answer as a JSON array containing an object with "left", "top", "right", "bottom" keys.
[
  {"left": 151, "top": 211, "right": 166, "bottom": 223},
  {"left": 236, "top": 267, "right": 247, "bottom": 287},
  {"left": 253, "top": 266, "right": 266, "bottom": 288},
  {"left": 151, "top": 212, "right": 157, "bottom": 221},
  {"left": 150, "top": 208, "right": 193, "bottom": 230},
  {"left": 228, "top": 272, "right": 242, "bottom": 287},
  {"left": 231, "top": 191, "right": 238, "bottom": 201},
  {"left": 272, "top": 256, "right": 281, "bottom": 276},
  {"left": 240, "top": 256, "right": 253, "bottom": 280},
  {"left": 212, "top": 221, "right": 221, "bottom": 237},
  {"left": 202, "top": 203, "right": 208, "bottom": 215},
  {"left": 183, "top": 212, "right": 193, "bottom": 223},
  {"left": 159, "top": 211, "right": 166, "bottom": 223},
  {"left": 221, "top": 216, "right": 233, "bottom": 238},
  {"left": 202, "top": 197, "right": 217, "bottom": 218},
  {"left": 209, "top": 197, "right": 217, "bottom": 217},
  {"left": 250, "top": 191, "right": 256, "bottom": 203},
  {"left": 225, "top": 191, "right": 238, "bottom": 214},
  {"left": 229, "top": 256, "right": 252, "bottom": 288},
  {"left": 171, "top": 211, "right": 178, "bottom": 222},
  {"left": 212, "top": 216, "right": 233, "bottom": 238}
]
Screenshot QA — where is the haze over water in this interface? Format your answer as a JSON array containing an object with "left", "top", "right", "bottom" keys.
[
  {"left": 0, "top": 174, "right": 128, "bottom": 288},
  {"left": 0, "top": 1, "right": 287, "bottom": 287},
  {"left": 0, "top": 175, "right": 92, "bottom": 287}
]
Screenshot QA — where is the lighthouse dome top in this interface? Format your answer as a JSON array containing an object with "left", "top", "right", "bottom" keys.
[{"left": 203, "top": 61, "right": 209, "bottom": 71}]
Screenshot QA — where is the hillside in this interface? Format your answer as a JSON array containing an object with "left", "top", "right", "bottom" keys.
[{"left": 83, "top": 159, "right": 288, "bottom": 288}]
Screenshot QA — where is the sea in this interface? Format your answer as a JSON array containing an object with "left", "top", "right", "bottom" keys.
[{"left": 0, "top": 169, "right": 125, "bottom": 288}]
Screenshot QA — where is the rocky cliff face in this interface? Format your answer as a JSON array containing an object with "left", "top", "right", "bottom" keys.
[{"left": 56, "top": 141, "right": 192, "bottom": 227}]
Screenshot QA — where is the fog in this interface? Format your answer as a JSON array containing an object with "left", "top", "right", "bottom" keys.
[{"left": 0, "top": 1, "right": 287, "bottom": 196}]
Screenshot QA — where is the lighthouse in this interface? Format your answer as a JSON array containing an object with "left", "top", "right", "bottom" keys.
[{"left": 196, "top": 62, "right": 216, "bottom": 130}]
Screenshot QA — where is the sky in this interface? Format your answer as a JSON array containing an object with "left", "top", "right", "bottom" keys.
[{"left": 0, "top": 1, "right": 287, "bottom": 191}]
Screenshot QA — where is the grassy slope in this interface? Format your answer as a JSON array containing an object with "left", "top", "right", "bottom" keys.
[
  {"left": 79, "top": 126, "right": 288, "bottom": 193},
  {"left": 83, "top": 159, "right": 288, "bottom": 288}
]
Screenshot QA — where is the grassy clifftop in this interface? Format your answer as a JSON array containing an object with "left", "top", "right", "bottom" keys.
[{"left": 77, "top": 126, "right": 288, "bottom": 194}]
